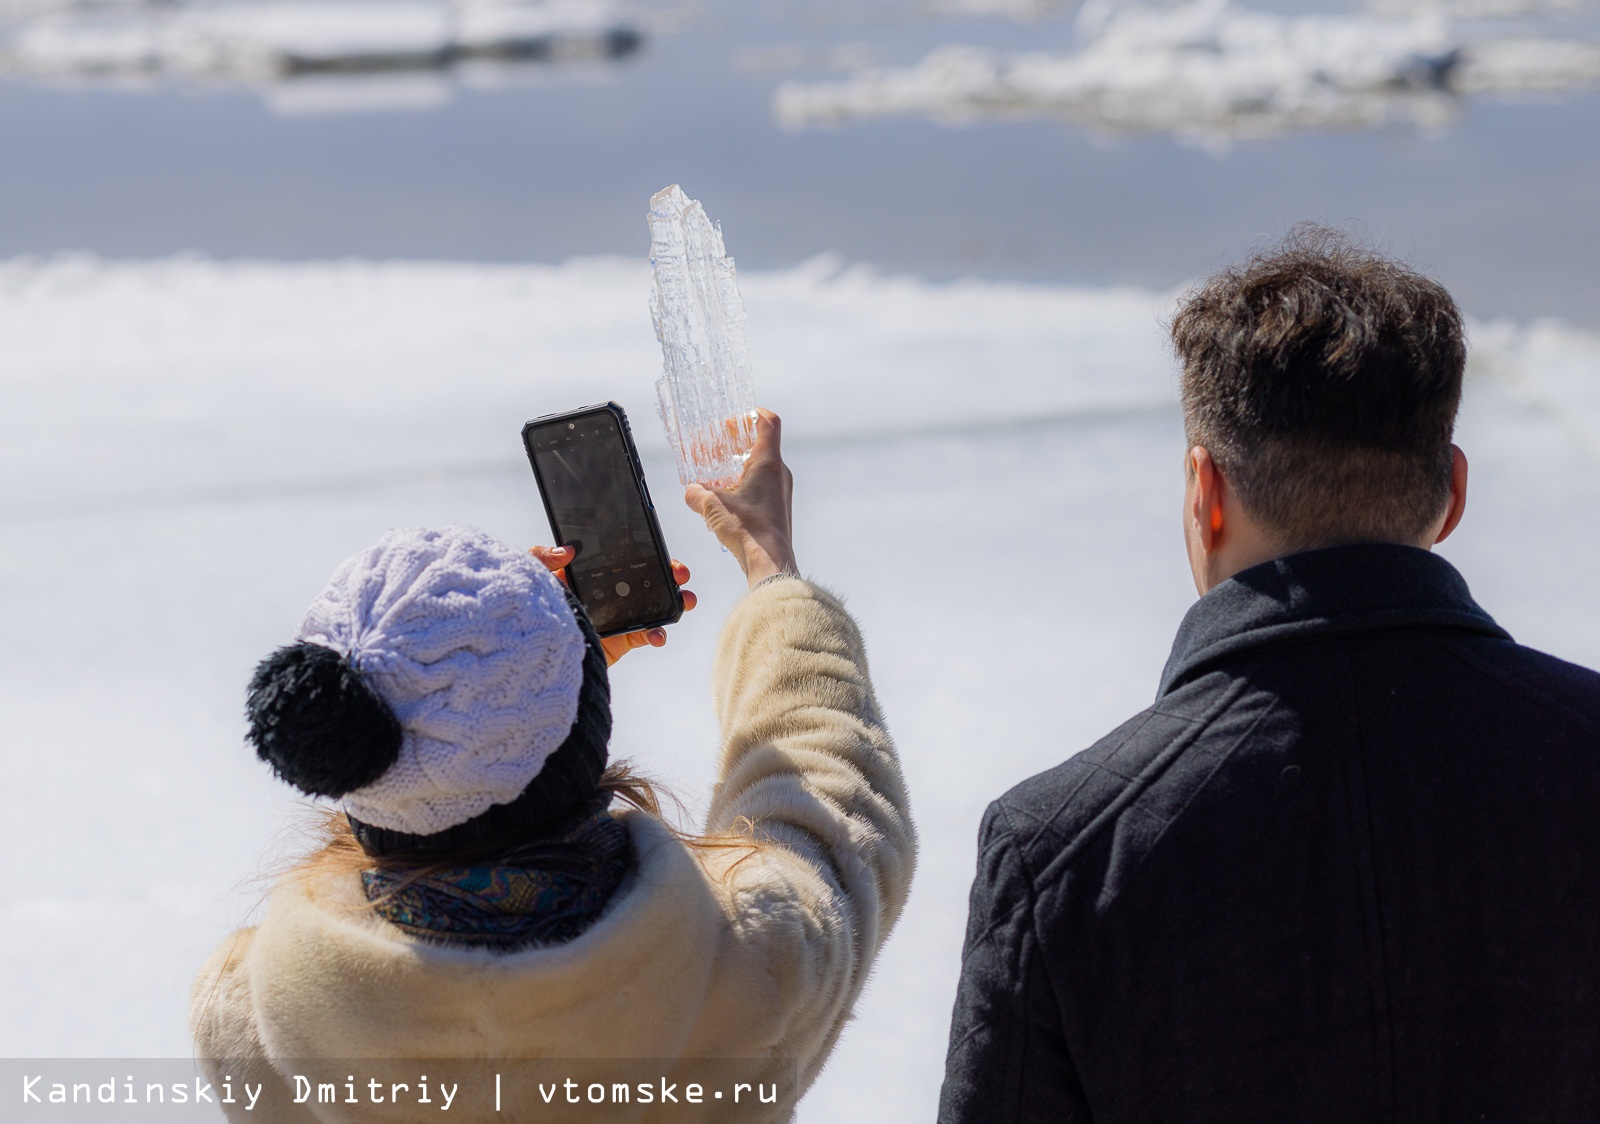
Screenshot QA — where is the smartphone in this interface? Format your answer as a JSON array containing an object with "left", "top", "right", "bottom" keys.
[{"left": 521, "top": 402, "right": 684, "bottom": 638}]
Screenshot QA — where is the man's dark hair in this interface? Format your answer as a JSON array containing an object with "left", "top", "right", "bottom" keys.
[{"left": 1172, "top": 226, "right": 1466, "bottom": 548}]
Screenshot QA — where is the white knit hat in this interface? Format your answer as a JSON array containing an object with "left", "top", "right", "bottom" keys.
[{"left": 292, "top": 525, "right": 588, "bottom": 836}]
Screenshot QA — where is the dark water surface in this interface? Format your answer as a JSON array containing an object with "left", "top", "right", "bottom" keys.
[{"left": 0, "top": 0, "right": 1596, "bottom": 325}]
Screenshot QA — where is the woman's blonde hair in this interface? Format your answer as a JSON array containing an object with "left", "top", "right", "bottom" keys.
[{"left": 287, "top": 760, "right": 762, "bottom": 904}]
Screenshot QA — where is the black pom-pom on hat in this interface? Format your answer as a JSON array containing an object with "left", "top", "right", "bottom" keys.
[{"left": 246, "top": 642, "right": 402, "bottom": 798}]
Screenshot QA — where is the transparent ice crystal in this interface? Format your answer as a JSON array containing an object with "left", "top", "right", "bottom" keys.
[{"left": 649, "top": 184, "right": 758, "bottom": 488}]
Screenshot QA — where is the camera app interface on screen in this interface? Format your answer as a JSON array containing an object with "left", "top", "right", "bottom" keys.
[{"left": 530, "top": 413, "right": 675, "bottom": 635}]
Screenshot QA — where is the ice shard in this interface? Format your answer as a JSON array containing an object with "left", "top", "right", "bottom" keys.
[{"left": 649, "top": 184, "right": 759, "bottom": 488}]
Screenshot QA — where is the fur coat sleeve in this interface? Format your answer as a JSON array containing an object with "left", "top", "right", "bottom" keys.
[{"left": 707, "top": 575, "right": 915, "bottom": 972}]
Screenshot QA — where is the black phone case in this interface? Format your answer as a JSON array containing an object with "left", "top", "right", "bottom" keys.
[{"left": 521, "top": 401, "right": 684, "bottom": 639}]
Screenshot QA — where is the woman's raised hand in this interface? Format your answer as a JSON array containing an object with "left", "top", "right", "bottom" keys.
[{"left": 684, "top": 408, "right": 798, "bottom": 590}]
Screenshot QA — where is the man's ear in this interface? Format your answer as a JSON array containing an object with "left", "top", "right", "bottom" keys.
[
  {"left": 1433, "top": 445, "right": 1469, "bottom": 545},
  {"left": 1189, "top": 446, "right": 1221, "bottom": 551}
]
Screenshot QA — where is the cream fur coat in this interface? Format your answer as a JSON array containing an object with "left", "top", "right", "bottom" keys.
[{"left": 190, "top": 577, "right": 915, "bottom": 1122}]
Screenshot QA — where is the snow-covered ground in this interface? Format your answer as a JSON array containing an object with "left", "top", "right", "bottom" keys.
[
  {"left": 775, "top": 0, "right": 1600, "bottom": 142},
  {"left": 3, "top": 255, "right": 1598, "bottom": 1120}
]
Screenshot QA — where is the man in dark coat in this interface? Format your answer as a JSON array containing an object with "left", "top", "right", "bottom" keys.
[{"left": 938, "top": 229, "right": 1600, "bottom": 1123}]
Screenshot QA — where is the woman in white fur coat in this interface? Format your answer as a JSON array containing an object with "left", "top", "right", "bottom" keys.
[{"left": 190, "top": 411, "right": 915, "bottom": 1122}]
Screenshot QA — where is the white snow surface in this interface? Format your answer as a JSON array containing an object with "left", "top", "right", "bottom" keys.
[
  {"left": 774, "top": 0, "right": 1600, "bottom": 142},
  {"left": 3, "top": 254, "right": 1599, "bottom": 1121}
]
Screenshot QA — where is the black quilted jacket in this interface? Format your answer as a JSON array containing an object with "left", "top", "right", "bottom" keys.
[{"left": 940, "top": 544, "right": 1600, "bottom": 1123}]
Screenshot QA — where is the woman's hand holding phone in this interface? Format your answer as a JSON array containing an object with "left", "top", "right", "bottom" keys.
[
  {"left": 529, "top": 406, "right": 792, "bottom": 663},
  {"left": 530, "top": 546, "right": 696, "bottom": 667},
  {"left": 685, "top": 408, "right": 799, "bottom": 590}
]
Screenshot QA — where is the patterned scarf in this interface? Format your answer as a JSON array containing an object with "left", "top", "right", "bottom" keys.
[{"left": 361, "top": 803, "right": 632, "bottom": 951}]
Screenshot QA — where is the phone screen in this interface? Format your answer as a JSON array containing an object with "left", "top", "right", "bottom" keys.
[{"left": 525, "top": 409, "right": 679, "bottom": 637}]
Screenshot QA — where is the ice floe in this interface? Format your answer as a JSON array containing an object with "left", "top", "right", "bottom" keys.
[
  {"left": 773, "top": 0, "right": 1600, "bottom": 142},
  {"left": 0, "top": 0, "right": 642, "bottom": 86},
  {"left": 922, "top": 0, "right": 1072, "bottom": 20},
  {"left": 1366, "top": 0, "right": 1586, "bottom": 18},
  {"left": 0, "top": 0, "right": 157, "bottom": 16}
]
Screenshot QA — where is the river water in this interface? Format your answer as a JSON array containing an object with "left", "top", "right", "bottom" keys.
[{"left": 0, "top": 0, "right": 1597, "bottom": 324}]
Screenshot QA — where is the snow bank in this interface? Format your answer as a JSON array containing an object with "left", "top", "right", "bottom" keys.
[
  {"left": 2, "top": 255, "right": 1597, "bottom": 1121},
  {"left": 0, "top": 254, "right": 1182, "bottom": 517},
  {"left": 0, "top": 0, "right": 640, "bottom": 85},
  {"left": 1470, "top": 316, "right": 1600, "bottom": 460},
  {"left": 5, "top": 254, "right": 1593, "bottom": 518},
  {"left": 774, "top": 0, "right": 1600, "bottom": 142}
]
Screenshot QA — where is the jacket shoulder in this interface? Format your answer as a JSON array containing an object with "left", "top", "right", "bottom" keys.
[
  {"left": 1449, "top": 634, "right": 1600, "bottom": 740},
  {"left": 987, "top": 699, "right": 1212, "bottom": 868}
]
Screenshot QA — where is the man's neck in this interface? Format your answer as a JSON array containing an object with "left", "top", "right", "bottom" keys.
[{"left": 1196, "top": 534, "right": 1435, "bottom": 595}]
